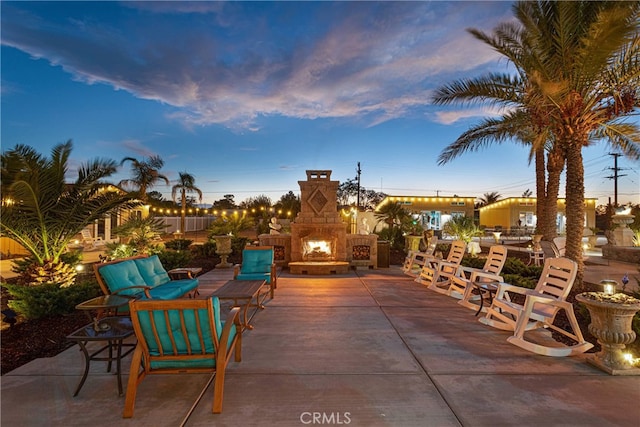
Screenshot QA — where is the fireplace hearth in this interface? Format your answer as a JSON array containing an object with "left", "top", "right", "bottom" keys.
[{"left": 289, "top": 170, "right": 349, "bottom": 274}]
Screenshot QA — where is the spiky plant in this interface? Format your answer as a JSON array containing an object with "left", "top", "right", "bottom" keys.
[{"left": 1, "top": 141, "right": 139, "bottom": 286}]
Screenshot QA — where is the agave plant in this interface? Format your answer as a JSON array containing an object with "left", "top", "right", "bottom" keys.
[{"left": 1, "top": 141, "right": 139, "bottom": 286}]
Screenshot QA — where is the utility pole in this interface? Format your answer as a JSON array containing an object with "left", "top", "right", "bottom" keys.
[
  {"left": 356, "top": 162, "right": 361, "bottom": 210},
  {"left": 605, "top": 153, "right": 627, "bottom": 207}
]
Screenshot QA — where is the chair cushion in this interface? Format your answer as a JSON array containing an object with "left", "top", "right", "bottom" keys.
[
  {"left": 236, "top": 272, "right": 271, "bottom": 283},
  {"left": 98, "top": 260, "right": 148, "bottom": 296},
  {"left": 134, "top": 256, "right": 170, "bottom": 287},
  {"left": 146, "top": 282, "right": 189, "bottom": 300},
  {"left": 240, "top": 249, "right": 273, "bottom": 274},
  {"left": 137, "top": 297, "right": 236, "bottom": 370}
]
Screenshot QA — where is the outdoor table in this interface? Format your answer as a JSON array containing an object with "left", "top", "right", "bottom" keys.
[
  {"left": 66, "top": 316, "right": 135, "bottom": 397},
  {"left": 76, "top": 294, "right": 135, "bottom": 331},
  {"left": 211, "top": 279, "right": 268, "bottom": 330},
  {"left": 168, "top": 267, "right": 202, "bottom": 280},
  {"left": 528, "top": 251, "right": 544, "bottom": 266}
]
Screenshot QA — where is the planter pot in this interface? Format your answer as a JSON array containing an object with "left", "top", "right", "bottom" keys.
[
  {"left": 213, "top": 235, "right": 233, "bottom": 268},
  {"left": 576, "top": 293, "right": 640, "bottom": 375},
  {"left": 405, "top": 235, "right": 422, "bottom": 252},
  {"left": 531, "top": 234, "right": 543, "bottom": 252}
]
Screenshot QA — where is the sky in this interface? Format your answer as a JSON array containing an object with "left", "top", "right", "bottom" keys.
[{"left": 1, "top": 1, "right": 638, "bottom": 208}]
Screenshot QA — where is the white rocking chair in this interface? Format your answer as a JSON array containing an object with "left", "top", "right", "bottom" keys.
[
  {"left": 479, "top": 257, "right": 593, "bottom": 357},
  {"left": 452, "top": 245, "right": 507, "bottom": 310},
  {"left": 415, "top": 240, "right": 466, "bottom": 293},
  {"left": 403, "top": 235, "right": 438, "bottom": 278}
]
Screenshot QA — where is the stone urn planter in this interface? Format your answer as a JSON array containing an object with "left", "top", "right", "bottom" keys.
[
  {"left": 405, "top": 235, "right": 422, "bottom": 252},
  {"left": 575, "top": 292, "right": 640, "bottom": 375},
  {"left": 531, "top": 234, "right": 543, "bottom": 252},
  {"left": 213, "top": 235, "right": 233, "bottom": 268}
]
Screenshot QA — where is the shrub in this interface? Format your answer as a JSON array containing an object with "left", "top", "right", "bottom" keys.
[
  {"left": 157, "top": 250, "right": 193, "bottom": 271},
  {"left": 232, "top": 237, "right": 251, "bottom": 254},
  {"left": 443, "top": 215, "right": 482, "bottom": 243},
  {"left": 104, "top": 242, "right": 138, "bottom": 260},
  {"left": 165, "top": 239, "right": 193, "bottom": 250},
  {"left": 2, "top": 280, "right": 101, "bottom": 320},
  {"left": 377, "top": 228, "right": 405, "bottom": 251},
  {"left": 191, "top": 241, "right": 217, "bottom": 258}
]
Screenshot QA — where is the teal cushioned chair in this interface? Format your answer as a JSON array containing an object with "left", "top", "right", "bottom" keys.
[
  {"left": 124, "top": 297, "right": 242, "bottom": 418},
  {"left": 233, "top": 246, "right": 277, "bottom": 298}
]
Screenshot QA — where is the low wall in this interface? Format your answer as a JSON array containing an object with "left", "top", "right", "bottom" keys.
[{"left": 601, "top": 245, "right": 640, "bottom": 264}]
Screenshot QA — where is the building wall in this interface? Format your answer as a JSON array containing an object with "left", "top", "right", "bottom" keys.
[
  {"left": 479, "top": 197, "right": 597, "bottom": 234},
  {"left": 376, "top": 196, "right": 476, "bottom": 231}
]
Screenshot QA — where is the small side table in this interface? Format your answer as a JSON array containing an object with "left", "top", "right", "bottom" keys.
[
  {"left": 66, "top": 317, "right": 135, "bottom": 396},
  {"left": 168, "top": 267, "right": 202, "bottom": 280},
  {"left": 76, "top": 294, "right": 135, "bottom": 331},
  {"left": 471, "top": 281, "right": 500, "bottom": 316},
  {"left": 528, "top": 251, "right": 544, "bottom": 266}
]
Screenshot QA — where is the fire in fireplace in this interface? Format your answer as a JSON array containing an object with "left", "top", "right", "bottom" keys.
[{"left": 302, "top": 238, "right": 334, "bottom": 261}]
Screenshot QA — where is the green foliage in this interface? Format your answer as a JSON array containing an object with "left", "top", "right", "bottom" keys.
[
  {"left": 443, "top": 215, "right": 482, "bottom": 243},
  {"left": 232, "top": 237, "right": 251, "bottom": 254},
  {"left": 208, "top": 213, "right": 254, "bottom": 237},
  {"left": 377, "top": 227, "right": 405, "bottom": 251},
  {"left": 104, "top": 242, "right": 139, "bottom": 260},
  {"left": 501, "top": 274, "right": 538, "bottom": 289},
  {"left": 1, "top": 141, "right": 139, "bottom": 269},
  {"left": 460, "top": 256, "right": 486, "bottom": 270},
  {"left": 157, "top": 250, "right": 192, "bottom": 271},
  {"left": 165, "top": 239, "right": 193, "bottom": 250},
  {"left": 459, "top": 255, "right": 542, "bottom": 289},
  {"left": 502, "top": 257, "right": 543, "bottom": 277},
  {"left": 2, "top": 280, "right": 101, "bottom": 320},
  {"left": 111, "top": 216, "right": 167, "bottom": 254},
  {"left": 191, "top": 241, "right": 217, "bottom": 258}
]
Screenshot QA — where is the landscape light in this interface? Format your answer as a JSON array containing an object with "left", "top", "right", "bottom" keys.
[{"left": 600, "top": 280, "right": 617, "bottom": 295}]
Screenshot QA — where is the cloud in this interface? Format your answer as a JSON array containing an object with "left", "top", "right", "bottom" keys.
[
  {"left": 1, "top": 2, "right": 513, "bottom": 129},
  {"left": 119, "top": 139, "right": 157, "bottom": 158},
  {"left": 433, "top": 106, "right": 513, "bottom": 125}
]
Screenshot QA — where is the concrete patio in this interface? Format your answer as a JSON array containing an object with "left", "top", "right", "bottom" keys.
[{"left": 2, "top": 265, "right": 639, "bottom": 427}]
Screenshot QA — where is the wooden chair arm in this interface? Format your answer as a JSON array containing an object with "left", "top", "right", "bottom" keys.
[
  {"left": 112, "top": 286, "right": 152, "bottom": 299},
  {"left": 218, "top": 307, "right": 242, "bottom": 362}
]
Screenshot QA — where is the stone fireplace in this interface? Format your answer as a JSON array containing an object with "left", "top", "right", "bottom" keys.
[{"left": 289, "top": 170, "right": 349, "bottom": 274}]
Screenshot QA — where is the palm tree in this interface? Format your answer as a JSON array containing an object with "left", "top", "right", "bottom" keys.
[
  {"left": 1, "top": 141, "right": 139, "bottom": 286},
  {"left": 171, "top": 172, "right": 203, "bottom": 236},
  {"left": 119, "top": 155, "right": 170, "bottom": 202},
  {"left": 477, "top": 192, "right": 502, "bottom": 208},
  {"left": 513, "top": 1, "right": 640, "bottom": 287},
  {"left": 434, "top": 1, "right": 640, "bottom": 288}
]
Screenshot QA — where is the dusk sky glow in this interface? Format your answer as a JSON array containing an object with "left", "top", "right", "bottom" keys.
[{"left": 2, "top": 1, "right": 638, "bottom": 207}]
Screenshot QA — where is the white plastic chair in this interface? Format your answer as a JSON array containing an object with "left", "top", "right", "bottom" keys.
[
  {"left": 479, "top": 257, "right": 592, "bottom": 357},
  {"left": 451, "top": 245, "right": 507, "bottom": 308},
  {"left": 403, "top": 235, "right": 438, "bottom": 278},
  {"left": 415, "top": 240, "right": 466, "bottom": 293}
]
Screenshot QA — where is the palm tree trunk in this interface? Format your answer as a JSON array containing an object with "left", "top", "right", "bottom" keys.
[
  {"left": 544, "top": 147, "right": 564, "bottom": 241},
  {"left": 564, "top": 140, "right": 586, "bottom": 291},
  {"left": 535, "top": 146, "right": 548, "bottom": 237}
]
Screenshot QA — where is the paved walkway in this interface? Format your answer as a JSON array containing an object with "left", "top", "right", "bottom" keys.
[{"left": 2, "top": 266, "right": 639, "bottom": 426}]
